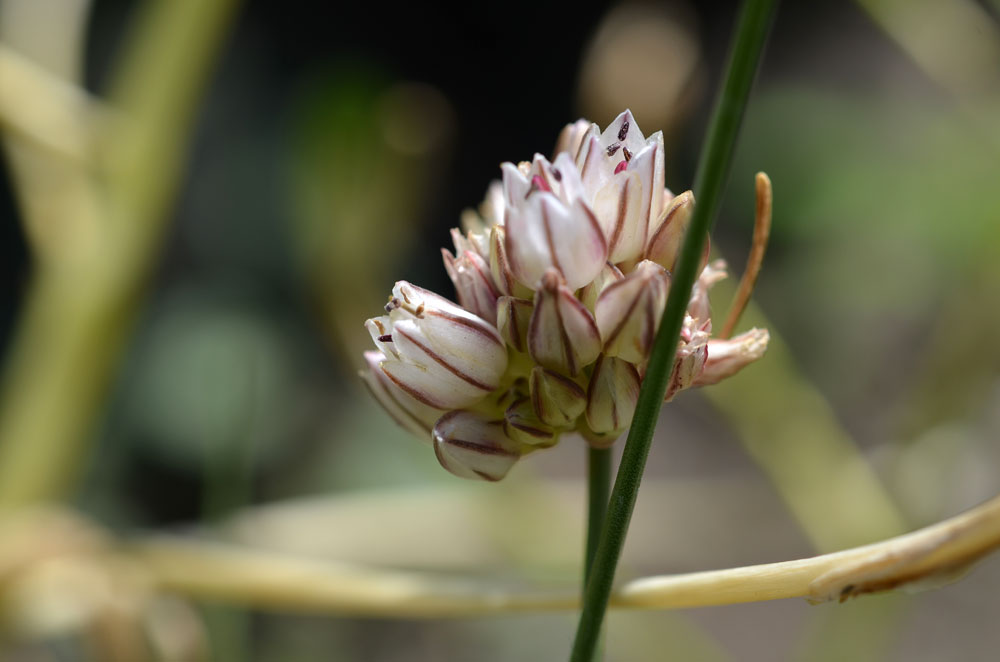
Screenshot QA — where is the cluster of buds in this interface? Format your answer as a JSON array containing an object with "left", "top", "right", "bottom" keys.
[{"left": 362, "top": 110, "right": 771, "bottom": 481}]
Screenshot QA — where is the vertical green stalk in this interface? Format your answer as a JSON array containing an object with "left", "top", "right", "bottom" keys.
[
  {"left": 568, "top": 2, "right": 777, "bottom": 660},
  {"left": 583, "top": 445, "right": 611, "bottom": 660},
  {"left": 584, "top": 446, "right": 612, "bottom": 582}
]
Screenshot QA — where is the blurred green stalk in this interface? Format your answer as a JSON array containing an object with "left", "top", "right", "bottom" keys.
[
  {"left": 0, "top": 0, "right": 240, "bottom": 507},
  {"left": 569, "top": 2, "right": 777, "bottom": 660}
]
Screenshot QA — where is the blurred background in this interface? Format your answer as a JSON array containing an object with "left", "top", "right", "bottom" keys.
[{"left": 0, "top": 0, "right": 999, "bottom": 660}]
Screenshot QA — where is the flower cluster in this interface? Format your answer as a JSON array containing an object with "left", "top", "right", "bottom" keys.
[{"left": 362, "top": 110, "right": 769, "bottom": 481}]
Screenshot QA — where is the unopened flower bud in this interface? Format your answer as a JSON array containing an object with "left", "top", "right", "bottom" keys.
[
  {"left": 554, "top": 118, "right": 592, "bottom": 160},
  {"left": 645, "top": 190, "right": 694, "bottom": 271},
  {"left": 489, "top": 225, "right": 532, "bottom": 299},
  {"left": 442, "top": 243, "right": 500, "bottom": 324},
  {"left": 367, "top": 282, "right": 507, "bottom": 410},
  {"left": 433, "top": 410, "right": 524, "bottom": 481},
  {"left": 695, "top": 328, "right": 770, "bottom": 386},
  {"left": 503, "top": 397, "right": 557, "bottom": 447},
  {"left": 585, "top": 355, "right": 641, "bottom": 441},
  {"left": 529, "top": 366, "right": 587, "bottom": 428},
  {"left": 528, "top": 269, "right": 602, "bottom": 375},
  {"left": 595, "top": 260, "right": 671, "bottom": 364},
  {"left": 496, "top": 296, "right": 533, "bottom": 352}
]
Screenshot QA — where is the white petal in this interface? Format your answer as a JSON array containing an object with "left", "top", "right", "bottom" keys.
[
  {"left": 360, "top": 351, "right": 442, "bottom": 440},
  {"left": 625, "top": 132, "right": 665, "bottom": 244},
  {"left": 695, "top": 328, "right": 770, "bottom": 386},
  {"left": 505, "top": 191, "right": 607, "bottom": 290},
  {"left": 592, "top": 170, "right": 643, "bottom": 264}
]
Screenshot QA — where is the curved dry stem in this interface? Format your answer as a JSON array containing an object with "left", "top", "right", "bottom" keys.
[
  {"left": 719, "top": 172, "right": 772, "bottom": 339},
  {"left": 123, "top": 494, "right": 1000, "bottom": 617},
  {"left": 0, "top": 44, "right": 108, "bottom": 164}
]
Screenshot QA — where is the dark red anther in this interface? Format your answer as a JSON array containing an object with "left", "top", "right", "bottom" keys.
[
  {"left": 622, "top": 146, "right": 633, "bottom": 161},
  {"left": 618, "top": 120, "right": 629, "bottom": 141},
  {"left": 614, "top": 160, "right": 628, "bottom": 174},
  {"left": 606, "top": 142, "right": 621, "bottom": 157},
  {"left": 378, "top": 334, "right": 393, "bottom": 343}
]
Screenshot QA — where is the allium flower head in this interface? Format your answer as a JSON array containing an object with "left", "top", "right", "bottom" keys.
[{"left": 362, "top": 111, "right": 771, "bottom": 481}]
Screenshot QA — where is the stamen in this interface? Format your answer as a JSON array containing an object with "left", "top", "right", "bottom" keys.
[
  {"left": 614, "top": 160, "right": 628, "bottom": 174},
  {"left": 552, "top": 168, "right": 562, "bottom": 182},
  {"left": 618, "top": 120, "right": 629, "bottom": 141},
  {"left": 720, "top": 172, "right": 772, "bottom": 339},
  {"left": 622, "top": 146, "right": 632, "bottom": 161},
  {"left": 606, "top": 142, "right": 621, "bottom": 157},
  {"left": 378, "top": 334, "right": 393, "bottom": 343}
]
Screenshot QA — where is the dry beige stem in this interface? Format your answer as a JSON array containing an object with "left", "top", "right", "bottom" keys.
[{"left": 125, "top": 494, "right": 1000, "bottom": 616}]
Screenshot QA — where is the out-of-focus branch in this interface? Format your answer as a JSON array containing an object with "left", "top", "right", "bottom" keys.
[
  {"left": 0, "top": 44, "right": 108, "bottom": 164},
  {"left": 0, "top": 0, "right": 241, "bottom": 507},
  {"left": 121, "top": 494, "right": 1000, "bottom": 616}
]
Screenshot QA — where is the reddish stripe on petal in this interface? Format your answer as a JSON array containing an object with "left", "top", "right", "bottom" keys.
[
  {"left": 381, "top": 365, "right": 450, "bottom": 409},
  {"left": 425, "top": 311, "right": 504, "bottom": 348},
  {"left": 394, "top": 327, "right": 495, "bottom": 392},
  {"left": 446, "top": 437, "right": 521, "bottom": 458},
  {"left": 607, "top": 177, "right": 632, "bottom": 266}
]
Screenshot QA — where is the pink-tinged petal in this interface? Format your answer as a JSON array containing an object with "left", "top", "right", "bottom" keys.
[
  {"left": 577, "top": 134, "right": 613, "bottom": 195},
  {"left": 645, "top": 190, "right": 694, "bottom": 271},
  {"left": 550, "top": 152, "right": 586, "bottom": 204},
  {"left": 433, "top": 410, "right": 524, "bottom": 481},
  {"left": 360, "top": 351, "right": 442, "bottom": 440},
  {"left": 529, "top": 366, "right": 586, "bottom": 428},
  {"left": 496, "top": 296, "right": 533, "bottom": 352},
  {"left": 442, "top": 247, "right": 500, "bottom": 324},
  {"left": 592, "top": 170, "right": 643, "bottom": 264},
  {"left": 688, "top": 260, "right": 728, "bottom": 323},
  {"left": 695, "top": 328, "right": 770, "bottom": 386},
  {"left": 505, "top": 191, "right": 607, "bottom": 290},
  {"left": 554, "top": 119, "right": 594, "bottom": 159},
  {"left": 626, "top": 132, "right": 665, "bottom": 243},
  {"left": 664, "top": 317, "right": 710, "bottom": 402},
  {"left": 528, "top": 270, "right": 603, "bottom": 376},
  {"left": 579, "top": 262, "right": 625, "bottom": 313},
  {"left": 504, "top": 397, "right": 558, "bottom": 447},
  {"left": 584, "top": 354, "right": 641, "bottom": 442},
  {"left": 595, "top": 260, "right": 671, "bottom": 364},
  {"left": 501, "top": 161, "right": 531, "bottom": 208}
]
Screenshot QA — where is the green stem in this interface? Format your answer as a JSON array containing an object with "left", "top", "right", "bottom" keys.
[
  {"left": 568, "top": 2, "right": 777, "bottom": 660},
  {"left": 582, "top": 445, "right": 611, "bottom": 662},
  {"left": 585, "top": 445, "right": 612, "bottom": 583}
]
